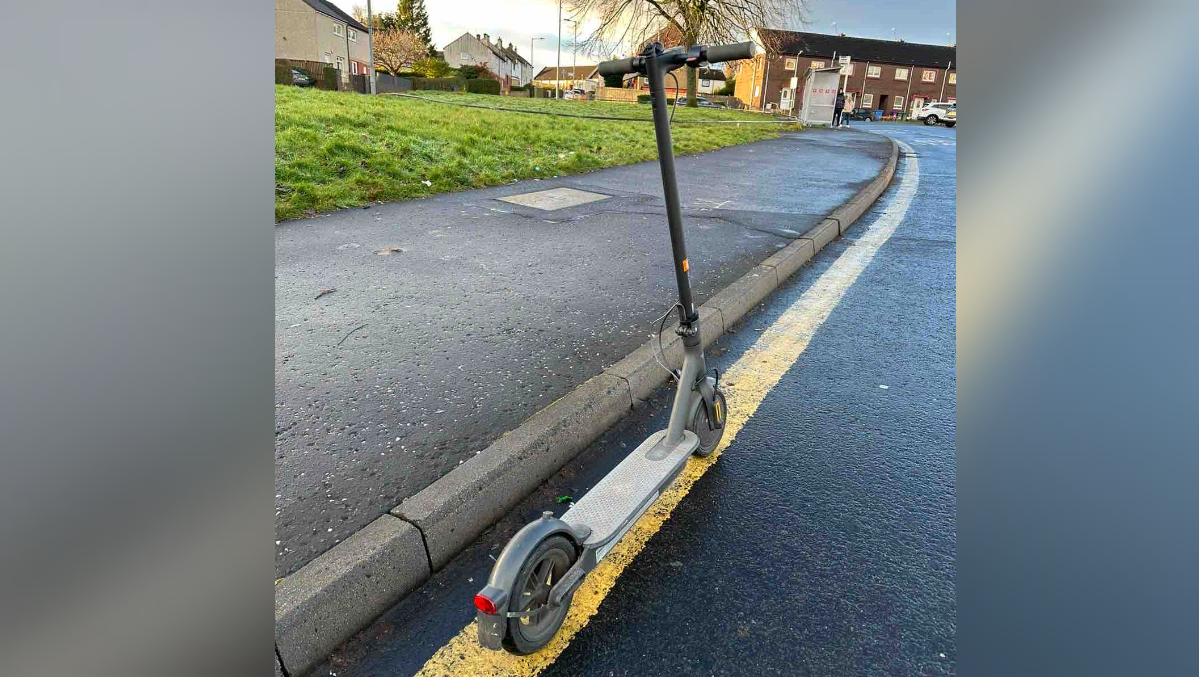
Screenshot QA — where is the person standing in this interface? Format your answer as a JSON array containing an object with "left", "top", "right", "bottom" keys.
[{"left": 833, "top": 89, "right": 846, "bottom": 128}]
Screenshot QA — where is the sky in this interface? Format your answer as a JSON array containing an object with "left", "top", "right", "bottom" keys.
[{"left": 330, "top": 0, "right": 956, "bottom": 74}]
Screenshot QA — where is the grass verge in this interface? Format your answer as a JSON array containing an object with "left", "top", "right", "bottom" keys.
[{"left": 275, "top": 86, "right": 798, "bottom": 222}]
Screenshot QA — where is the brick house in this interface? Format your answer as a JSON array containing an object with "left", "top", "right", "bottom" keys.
[
  {"left": 275, "top": 0, "right": 371, "bottom": 81},
  {"left": 531, "top": 66, "right": 601, "bottom": 92},
  {"left": 734, "top": 29, "right": 956, "bottom": 118}
]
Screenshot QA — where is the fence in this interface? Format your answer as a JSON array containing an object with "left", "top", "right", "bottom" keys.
[
  {"left": 277, "top": 60, "right": 508, "bottom": 96},
  {"left": 276, "top": 59, "right": 347, "bottom": 90},
  {"left": 593, "top": 86, "right": 744, "bottom": 109},
  {"left": 375, "top": 73, "right": 412, "bottom": 93}
]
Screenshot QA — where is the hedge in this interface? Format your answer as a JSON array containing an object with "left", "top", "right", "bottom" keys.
[
  {"left": 322, "top": 66, "right": 339, "bottom": 90},
  {"left": 637, "top": 94, "right": 652, "bottom": 104},
  {"left": 411, "top": 77, "right": 468, "bottom": 92},
  {"left": 466, "top": 78, "right": 501, "bottom": 95}
]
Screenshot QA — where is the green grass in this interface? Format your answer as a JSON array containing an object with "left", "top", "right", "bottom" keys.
[{"left": 274, "top": 86, "right": 797, "bottom": 221}]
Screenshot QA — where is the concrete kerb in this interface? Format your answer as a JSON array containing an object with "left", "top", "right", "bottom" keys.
[
  {"left": 274, "top": 515, "right": 430, "bottom": 676},
  {"left": 273, "top": 136, "right": 900, "bottom": 676},
  {"left": 393, "top": 373, "right": 632, "bottom": 571}
]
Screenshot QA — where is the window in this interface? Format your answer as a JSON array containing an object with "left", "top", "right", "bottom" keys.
[
  {"left": 701, "top": 79, "right": 711, "bottom": 87},
  {"left": 336, "top": 56, "right": 345, "bottom": 70},
  {"left": 893, "top": 95, "right": 904, "bottom": 110},
  {"left": 754, "top": 85, "right": 760, "bottom": 97},
  {"left": 948, "top": 72, "right": 956, "bottom": 84},
  {"left": 867, "top": 65, "right": 881, "bottom": 79},
  {"left": 862, "top": 93, "right": 873, "bottom": 108},
  {"left": 922, "top": 69, "right": 936, "bottom": 82},
  {"left": 784, "top": 57, "right": 797, "bottom": 70},
  {"left": 348, "top": 29, "right": 356, "bottom": 42},
  {"left": 842, "top": 63, "right": 855, "bottom": 76},
  {"left": 333, "top": 22, "right": 343, "bottom": 36},
  {"left": 810, "top": 61, "right": 825, "bottom": 69},
  {"left": 351, "top": 61, "right": 358, "bottom": 74},
  {"left": 894, "top": 68, "right": 909, "bottom": 80}
]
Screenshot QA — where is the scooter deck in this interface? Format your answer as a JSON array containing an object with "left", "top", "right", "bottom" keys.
[{"left": 562, "top": 429, "right": 699, "bottom": 549}]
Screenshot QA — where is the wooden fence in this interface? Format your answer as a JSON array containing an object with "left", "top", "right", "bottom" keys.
[
  {"left": 593, "top": 86, "right": 744, "bottom": 109},
  {"left": 275, "top": 58, "right": 346, "bottom": 91}
]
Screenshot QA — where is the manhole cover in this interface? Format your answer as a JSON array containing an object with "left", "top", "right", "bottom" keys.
[{"left": 498, "top": 187, "right": 611, "bottom": 211}]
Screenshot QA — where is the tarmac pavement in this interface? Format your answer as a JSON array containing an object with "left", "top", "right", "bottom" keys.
[{"left": 275, "top": 129, "right": 892, "bottom": 578}]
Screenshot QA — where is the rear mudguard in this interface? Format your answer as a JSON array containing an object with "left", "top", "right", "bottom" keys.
[{"left": 475, "top": 513, "right": 590, "bottom": 650}]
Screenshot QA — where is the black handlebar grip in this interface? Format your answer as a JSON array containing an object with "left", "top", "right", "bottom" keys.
[
  {"left": 704, "top": 42, "right": 754, "bottom": 64},
  {"left": 598, "top": 57, "right": 638, "bottom": 77}
]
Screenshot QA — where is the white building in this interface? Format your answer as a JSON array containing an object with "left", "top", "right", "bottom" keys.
[{"left": 443, "top": 33, "right": 533, "bottom": 88}]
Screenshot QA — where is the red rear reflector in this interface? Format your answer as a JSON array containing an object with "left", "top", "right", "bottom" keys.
[{"left": 474, "top": 594, "right": 498, "bottom": 615}]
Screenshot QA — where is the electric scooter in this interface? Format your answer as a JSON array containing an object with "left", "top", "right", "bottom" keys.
[{"left": 472, "top": 40, "right": 754, "bottom": 655}]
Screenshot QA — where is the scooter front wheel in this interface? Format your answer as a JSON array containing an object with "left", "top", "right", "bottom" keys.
[
  {"left": 689, "top": 388, "right": 728, "bottom": 457},
  {"left": 501, "top": 535, "right": 576, "bottom": 655}
]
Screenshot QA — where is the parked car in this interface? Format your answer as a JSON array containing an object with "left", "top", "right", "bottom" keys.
[
  {"left": 918, "top": 102, "right": 956, "bottom": 125},
  {"left": 846, "top": 107, "right": 874, "bottom": 121},
  {"left": 675, "top": 96, "right": 723, "bottom": 108},
  {"left": 291, "top": 68, "right": 316, "bottom": 87},
  {"left": 562, "top": 88, "right": 587, "bottom": 100},
  {"left": 943, "top": 106, "right": 956, "bottom": 128}
]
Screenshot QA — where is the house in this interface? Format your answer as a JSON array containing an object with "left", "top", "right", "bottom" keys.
[
  {"left": 275, "top": 0, "right": 371, "bottom": 81},
  {"left": 734, "top": 29, "right": 956, "bottom": 118},
  {"left": 498, "top": 43, "right": 533, "bottom": 87},
  {"left": 443, "top": 33, "right": 533, "bottom": 89},
  {"left": 531, "top": 65, "right": 600, "bottom": 92},
  {"left": 696, "top": 68, "right": 727, "bottom": 94}
]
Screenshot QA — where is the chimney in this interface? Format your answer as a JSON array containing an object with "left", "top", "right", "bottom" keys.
[
  {"left": 495, "top": 36, "right": 502, "bottom": 46},
  {"left": 508, "top": 42, "right": 513, "bottom": 51},
  {"left": 483, "top": 33, "right": 489, "bottom": 43},
  {"left": 476, "top": 34, "right": 481, "bottom": 41}
]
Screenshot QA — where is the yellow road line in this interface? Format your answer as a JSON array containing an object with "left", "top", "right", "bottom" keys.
[{"left": 415, "top": 141, "right": 917, "bottom": 677}]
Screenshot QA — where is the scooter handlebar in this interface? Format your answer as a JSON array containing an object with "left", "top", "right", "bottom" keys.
[
  {"left": 597, "top": 57, "right": 640, "bottom": 77},
  {"left": 702, "top": 41, "right": 754, "bottom": 64},
  {"left": 597, "top": 42, "right": 753, "bottom": 76}
]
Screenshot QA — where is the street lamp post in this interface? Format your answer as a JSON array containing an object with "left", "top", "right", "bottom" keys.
[
  {"left": 367, "top": 0, "right": 375, "bottom": 93},
  {"left": 556, "top": 0, "right": 562, "bottom": 99}
]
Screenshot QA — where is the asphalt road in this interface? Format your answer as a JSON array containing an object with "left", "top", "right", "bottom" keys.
[
  {"left": 275, "top": 129, "right": 892, "bottom": 577},
  {"left": 318, "top": 122, "right": 957, "bottom": 676}
]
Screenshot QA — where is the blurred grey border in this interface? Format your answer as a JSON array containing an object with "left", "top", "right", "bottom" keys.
[
  {"left": 0, "top": 1, "right": 273, "bottom": 675},
  {"left": 1, "top": 0, "right": 1197, "bottom": 675},
  {"left": 960, "top": 0, "right": 1199, "bottom": 675}
]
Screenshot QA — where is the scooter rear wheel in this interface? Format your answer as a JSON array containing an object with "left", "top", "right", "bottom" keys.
[
  {"left": 689, "top": 388, "right": 728, "bottom": 457},
  {"left": 501, "top": 535, "right": 576, "bottom": 655}
]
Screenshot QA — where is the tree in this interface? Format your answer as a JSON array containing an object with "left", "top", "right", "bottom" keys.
[
  {"left": 458, "top": 64, "right": 497, "bottom": 80},
  {"left": 396, "top": 0, "right": 435, "bottom": 56},
  {"left": 716, "top": 78, "right": 736, "bottom": 95},
  {"left": 413, "top": 56, "right": 453, "bottom": 78},
  {"left": 373, "top": 28, "right": 428, "bottom": 76},
  {"left": 352, "top": 6, "right": 397, "bottom": 31},
  {"left": 570, "top": 0, "right": 810, "bottom": 106},
  {"left": 602, "top": 71, "right": 625, "bottom": 88}
]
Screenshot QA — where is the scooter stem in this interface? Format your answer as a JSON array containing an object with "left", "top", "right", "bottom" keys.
[{"left": 645, "top": 48, "right": 698, "bottom": 324}]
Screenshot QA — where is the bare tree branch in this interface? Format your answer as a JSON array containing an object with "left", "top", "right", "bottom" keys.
[{"left": 372, "top": 28, "right": 427, "bottom": 76}]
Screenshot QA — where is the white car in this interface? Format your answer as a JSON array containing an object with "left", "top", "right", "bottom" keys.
[
  {"left": 562, "top": 88, "right": 587, "bottom": 100},
  {"left": 918, "top": 102, "right": 956, "bottom": 126}
]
